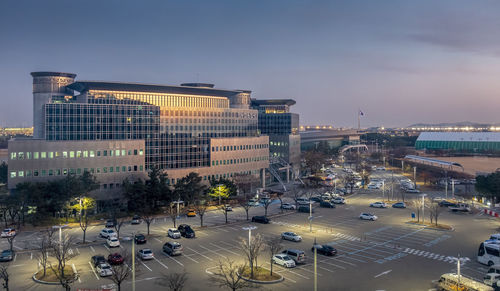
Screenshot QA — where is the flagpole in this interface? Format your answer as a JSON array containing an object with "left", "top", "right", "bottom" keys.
[{"left": 357, "top": 108, "right": 360, "bottom": 129}]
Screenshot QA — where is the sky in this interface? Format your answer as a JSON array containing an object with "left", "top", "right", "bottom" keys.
[{"left": 1, "top": 0, "right": 500, "bottom": 128}]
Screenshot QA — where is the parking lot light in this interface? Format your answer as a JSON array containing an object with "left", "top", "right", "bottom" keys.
[{"left": 242, "top": 226, "right": 257, "bottom": 246}]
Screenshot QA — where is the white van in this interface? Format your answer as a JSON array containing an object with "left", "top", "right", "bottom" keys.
[
  {"left": 484, "top": 273, "right": 500, "bottom": 287},
  {"left": 438, "top": 273, "right": 493, "bottom": 291}
]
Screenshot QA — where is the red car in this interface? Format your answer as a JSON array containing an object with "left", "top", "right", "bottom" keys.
[{"left": 108, "top": 253, "right": 124, "bottom": 265}]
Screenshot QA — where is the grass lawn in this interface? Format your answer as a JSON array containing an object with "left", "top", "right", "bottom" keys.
[{"left": 34, "top": 266, "right": 75, "bottom": 282}]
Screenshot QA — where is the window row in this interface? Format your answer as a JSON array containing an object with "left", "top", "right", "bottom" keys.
[
  {"left": 10, "top": 149, "right": 144, "bottom": 160},
  {"left": 168, "top": 169, "right": 261, "bottom": 185},
  {"left": 10, "top": 165, "right": 144, "bottom": 178},
  {"left": 212, "top": 156, "right": 268, "bottom": 166},
  {"left": 211, "top": 143, "right": 268, "bottom": 152}
]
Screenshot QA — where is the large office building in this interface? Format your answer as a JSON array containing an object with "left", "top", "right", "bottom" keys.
[
  {"left": 8, "top": 72, "right": 270, "bottom": 199},
  {"left": 251, "top": 99, "right": 300, "bottom": 183}
]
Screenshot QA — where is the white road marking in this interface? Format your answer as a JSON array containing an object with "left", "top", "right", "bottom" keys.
[
  {"left": 187, "top": 247, "right": 213, "bottom": 261},
  {"left": 153, "top": 257, "right": 169, "bottom": 269},
  {"left": 154, "top": 237, "right": 162, "bottom": 243},
  {"left": 103, "top": 244, "right": 110, "bottom": 252},
  {"left": 199, "top": 245, "right": 227, "bottom": 258},
  {"left": 72, "top": 263, "right": 81, "bottom": 283},
  {"left": 182, "top": 254, "right": 200, "bottom": 263},
  {"left": 374, "top": 269, "right": 392, "bottom": 278},
  {"left": 209, "top": 242, "right": 239, "bottom": 256},
  {"left": 90, "top": 246, "right": 95, "bottom": 253},
  {"left": 163, "top": 252, "right": 184, "bottom": 266},
  {"left": 76, "top": 248, "right": 80, "bottom": 254},
  {"left": 13, "top": 253, "right": 17, "bottom": 262},
  {"left": 139, "top": 260, "right": 152, "bottom": 271},
  {"left": 89, "top": 262, "right": 100, "bottom": 280},
  {"left": 30, "top": 252, "right": 32, "bottom": 260}
]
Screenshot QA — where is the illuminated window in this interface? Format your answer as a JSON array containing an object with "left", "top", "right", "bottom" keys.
[
  {"left": 63, "top": 169, "right": 68, "bottom": 175},
  {"left": 41, "top": 152, "right": 46, "bottom": 159},
  {"left": 123, "top": 150, "right": 127, "bottom": 156},
  {"left": 115, "top": 150, "right": 120, "bottom": 156},
  {"left": 69, "top": 151, "right": 75, "bottom": 158},
  {"left": 90, "top": 151, "right": 95, "bottom": 157},
  {"left": 62, "top": 152, "right": 67, "bottom": 158},
  {"left": 18, "top": 171, "right": 24, "bottom": 177},
  {"left": 76, "top": 151, "right": 82, "bottom": 158},
  {"left": 34, "top": 152, "right": 39, "bottom": 159},
  {"left": 139, "top": 149, "right": 144, "bottom": 155},
  {"left": 49, "top": 152, "right": 54, "bottom": 158},
  {"left": 83, "top": 151, "right": 88, "bottom": 158},
  {"left": 26, "top": 152, "right": 31, "bottom": 159},
  {"left": 10, "top": 153, "right": 16, "bottom": 160}
]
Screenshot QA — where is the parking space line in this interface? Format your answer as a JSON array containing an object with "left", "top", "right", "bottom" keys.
[
  {"left": 294, "top": 264, "right": 324, "bottom": 276},
  {"left": 199, "top": 245, "right": 227, "bottom": 258},
  {"left": 139, "top": 260, "right": 152, "bottom": 271},
  {"left": 162, "top": 252, "right": 184, "bottom": 266},
  {"left": 153, "top": 257, "right": 169, "bottom": 269},
  {"left": 88, "top": 262, "right": 100, "bottom": 280},
  {"left": 187, "top": 247, "right": 213, "bottom": 261},
  {"left": 318, "top": 259, "right": 348, "bottom": 269},
  {"left": 182, "top": 254, "right": 200, "bottom": 263},
  {"left": 103, "top": 244, "right": 111, "bottom": 252},
  {"left": 318, "top": 265, "right": 336, "bottom": 273},
  {"left": 90, "top": 246, "right": 95, "bottom": 253},
  {"left": 154, "top": 238, "right": 162, "bottom": 243},
  {"left": 209, "top": 242, "right": 240, "bottom": 256}
]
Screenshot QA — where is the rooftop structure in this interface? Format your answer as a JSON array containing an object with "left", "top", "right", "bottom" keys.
[{"left": 415, "top": 132, "right": 500, "bottom": 152}]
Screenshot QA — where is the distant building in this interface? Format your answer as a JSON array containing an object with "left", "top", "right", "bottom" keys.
[
  {"left": 8, "top": 72, "right": 271, "bottom": 201},
  {"left": 300, "top": 128, "right": 360, "bottom": 151},
  {"left": 251, "top": 99, "right": 300, "bottom": 182},
  {"left": 415, "top": 132, "right": 500, "bottom": 152}
]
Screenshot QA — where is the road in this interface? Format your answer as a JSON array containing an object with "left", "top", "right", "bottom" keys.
[{"left": 2, "top": 169, "right": 498, "bottom": 290}]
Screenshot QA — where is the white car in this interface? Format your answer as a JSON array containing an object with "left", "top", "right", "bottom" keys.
[
  {"left": 360, "top": 213, "right": 378, "bottom": 221},
  {"left": 370, "top": 202, "right": 387, "bottom": 208},
  {"left": 281, "top": 232, "right": 302, "bottom": 242},
  {"left": 100, "top": 229, "right": 117, "bottom": 239},
  {"left": 281, "top": 203, "right": 296, "bottom": 210},
  {"left": 367, "top": 184, "right": 380, "bottom": 189},
  {"left": 168, "top": 228, "right": 181, "bottom": 239},
  {"left": 332, "top": 197, "right": 345, "bottom": 204},
  {"left": 0, "top": 228, "right": 16, "bottom": 238},
  {"left": 106, "top": 237, "right": 120, "bottom": 248},
  {"left": 138, "top": 249, "right": 154, "bottom": 260},
  {"left": 96, "top": 263, "right": 113, "bottom": 277},
  {"left": 272, "top": 254, "right": 296, "bottom": 268},
  {"left": 297, "top": 198, "right": 310, "bottom": 205},
  {"left": 376, "top": 167, "right": 386, "bottom": 171}
]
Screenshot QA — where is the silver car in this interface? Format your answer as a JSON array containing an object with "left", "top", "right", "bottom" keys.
[
  {"left": 163, "top": 241, "right": 183, "bottom": 256},
  {"left": 138, "top": 249, "right": 154, "bottom": 260},
  {"left": 281, "top": 232, "right": 302, "bottom": 242},
  {"left": 168, "top": 228, "right": 181, "bottom": 239}
]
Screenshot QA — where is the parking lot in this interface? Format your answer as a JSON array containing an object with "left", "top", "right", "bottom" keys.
[{"left": 3, "top": 170, "right": 499, "bottom": 290}]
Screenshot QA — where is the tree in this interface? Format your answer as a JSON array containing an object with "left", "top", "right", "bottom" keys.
[
  {"left": 173, "top": 173, "right": 206, "bottom": 205},
  {"left": 193, "top": 199, "right": 209, "bottom": 227},
  {"left": 166, "top": 204, "right": 180, "bottom": 228},
  {"left": 476, "top": 172, "right": 500, "bottom": 209},
  {"left": 265, "top": 236, "right": 282, "bottom": 276},
  {"left": 239, "top": 233, "right": 264, "bottom": 279},
  {"left": 145, "top": 167, "right": 171, "bottom": 209},
  {"left": 427, "top": 199, "right": 442, "bottom": 226},
  {"left": 122, "top": 178, "right": 147, "bottom": 212},
  {"left": 107, "top": 252, "right": 133, "bottom": 291},
  {"left": 237, "top": 194, "right": 252, "bottom": 221},
  {"left": 342, "top": 174, "right": 356, "bottom": 194},
  {"left": 50, "top": 235, "right": 78, "bottom": 290},
  {"left": 140, "top": 206, "right": 155, "bottom": 236},
  {"left": 157, "top": 271, "right": 188, "bottom": 291},
  {"left": 6, "top": 234, "right": 15, "bottom": 252},
  {"left": 291, "top": 188, "right": 305, "bottom": 210},
  {"left": 113, "top": 217, "right": 127, "bottom": 240},
  {"left": 209, "top": 184, "right": 230, "bottom": 205},
  {"left": 35, "top": 229, "right": 54, "bottom": 277},
  {"left": 303, "top": 150, "right": 327, "bottom": 174},
  {"left": 262, "top": 197, "right": 273, "bottom": 218},
  {"left": 276, "top": 192, "right": 285, "bottom": 213},
  {"left": 217, "top": 204, "right": 230, "bottom": 224},
  {"left": 210, "top": 178, "right": 237, "bottom": 197},
  {"left": 0, "top": 266, "right": 8, "bottom": 291},
  {"left": 75, "top": 197, "right": 96, "bottom": 244},
  {"left": 409, "top": 197, "right": 424, "bottom": 223},
  {"left": 209, "top": 260, "right": 254, "bottom": 291},
  {"left": 0, "top": 162, "right": 7, "bottom": 184}
]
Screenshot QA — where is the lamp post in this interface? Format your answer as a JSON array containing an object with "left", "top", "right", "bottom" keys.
[
  {"left": 451, "top": 179, "right": 455, "bottom": 200},
  {"left": 420, "top": 193, "right": 426, "bottom": 224},
  {"left": 382, "top": 180, "right": 385, "bottom": 202},
  {"left": 413, "top": 166, "right": 417, "bottom": 189},
  {"left": 242, "top": 226, "right": 257, "bottom": 247},
  {"left": 52, "top": 224, "right": 68, "bottom": 255},
  {"left": 313, "top": 237, "right": 317, "bottom": 291},
  {"left": 132, "top": 232, "right": 135, "bottom": 291},
  {"left": 309, "top": 201, "right": 313, "bottom": 233}
]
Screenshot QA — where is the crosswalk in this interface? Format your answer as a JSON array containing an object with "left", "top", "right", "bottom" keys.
[
  {"left": 403, "top": 247, "right": 471, "bottom": 264},
  {"left": 333, "top": 232, "right": 362, "bottom": 242}
]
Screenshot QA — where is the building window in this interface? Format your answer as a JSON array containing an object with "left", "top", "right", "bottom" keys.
[
  {"left": 115, "top": 150, "right": 120, "bottom": 157},
  {"left": 18, "top": 152, "right": 24, "bottom": 160},
  {"left": 123, "top": 150, "right": 127, "bottom": 156},
  {"left": 116, "top": 167, "right": 120, "bottom": 172},
  {"left": 97, "top": 151, "right": 101, "bottom": 157},
  {"left": 56, "top": 169, "right": 61, "bottom": 176},
  {"left": 63, "top": 169, "right": 68, "bottom": 175},
  {"left": 48, "top": 170, "right": 53, "bottom": 176},
  {"left": 134, "top": 165, "right": 137, "bottom": 171},
  {"left": 26, "top": 152, "right": 31, "bottom": 159},
  {"left": 10, "top": 171, "right": 16, "bottom": 178},
  {"left": 41, "top": 170, "right": 47, "bottom": 176},
  {"left": 76, "top": 151, "right": 82, "bottom": 158},
  {"left": 69, "top": 151, "right": 75, "bottom": 158},
  {"left": 62, "top": 151, "right": 67, "bottom": 158},
  {"left": 103, "top": 167, "right": 108, "bottom": 173},
  {"left": 34, "top": 152, "right": 39, "bottom": 159},
  {"left": 122, "top": 166, "right": 126, "bottom": 172},
  {"left": 33, "top": 170, "right": 39, "bottom": 177},
  {"left": 128, "top": 166, "right": 132, "bottom": 172},
  {"left": 26, "top": 170, "right": 31, "bottom": 177},
  {"left": 110, "top": 150, "right": 114, "bottom": 157},
  {"left": 139, "top": 165, "right": 143, "bottom": 171},
  {"left": 133, "top": 149, "right": 137, "bottom": 155},
  {"left": 83, "top": 151, "right": 88, "bottom": 158},
  {"left": 139, "top": 149, "right": 144, "bottom": 155},
  {"left": 103, "top": 150, "right": 107, "bottom": 157},
  {"left": 10, "top": 153, "right": 16, "bottom": 160},
  {"left": 90, "top": 151, "right": 95, "bottom": 157},
  {"left": 109, "top": 167, "right": 114, "bottom": 173},
  {"left": 49, "top": 152, "right": 54, "bottom": 159},
  {"left": 97, "top": 168, "right": 101, "bottom": 173}
]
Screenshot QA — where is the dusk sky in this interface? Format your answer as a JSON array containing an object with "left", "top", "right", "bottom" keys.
[{"left": 1, "top": 0, "right": 500, "bottom": 128}]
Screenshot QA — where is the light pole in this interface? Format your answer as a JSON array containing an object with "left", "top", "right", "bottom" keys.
[
  {"left": 52, "top": 224, "right": 68, "bottom": 254},
  {"left": 413, "top": 166, "right": 417, "bottom": 189},
  {"left": 421, "top": 194, "right": 426, "bottom": 224},
  {"left": 314, "top": 237, "right": 317, "bottom": 291},
  {"left": 401, "top": 160, "right": 404, "bottom": 172},
  {"left": 242, "top": 226, "right": 257, "bottom": 247},
  {"left": 452, "top": 179, "right": 455, "bottom": 200},
  {"left": 382, "top": 180, "right": 385, "bottom": 202},
  {"left": 391, "top": 171, "right": 394, "bottom": 201},
  {"left": 309, "top": 201, "right": 313, "bottom": 233},
  {"left": 132, "top": 232, "right": 135, "bottom": 291}
]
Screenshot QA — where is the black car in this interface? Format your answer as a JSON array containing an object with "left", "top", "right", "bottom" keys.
[
  {"left": 312, "top": 244, "right": 337, "bottom": 256},
  {"left": 310, "top": 197, "right": 322, "bottom": 203},
  {"left": 0, "top": 250, "right": 13, "bottom": 262},
  {"left": 319, "top": 201, "right": 335, "bottom": 208},
  {"left": 91, "top": 255, "right": 106, "bottom": 267},
  {"left": 251, "top": 216, "right": 270, "bottom": 224},
  {"left": 298, "top": 206, "right": 314, "bottom": 213},
  {"left": 134, "top": 234, "right": 147, "bottom": 244},
  {"left": 178, "top": 224, "right": 195, "bottom": 238},
  {"left": 439, "top": 200, "right": 457, "bottom": 207},
  {"left": 131, "top": 215, "right": 141, "bottom": 224}
]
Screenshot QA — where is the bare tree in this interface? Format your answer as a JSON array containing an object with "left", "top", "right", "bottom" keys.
[
  {"left": 427, "top": 199, "right": 442, "bottom": 226},
  {"left": 291, "top": 188, "right": 305, "bottom": 211},
  {"left": 209, "top": 260, "right": 255, "bottom": 291},
  {"left": 193, "top": 200, "right": 208, "bottom": 227},
  {"left": 239, "top": 233, "right": 264, "bottom": 279},
  {"left": 157, "top": 271, "right": 188, "bottom": 291},
  {"left": 262, "top": 197, "right": 273, "bottom": 218},
  {"left": 77, "top": 197, "right": 96, "bottom": 244},
  {"left": 113, "top": 218, "right": 127, "bottom": 240},
  {"left": 237, "top": 195, "right": 252, "bottom": 221},
  {"left": 217, "top": 204, "right": 230, "bottom": 224},
  {"left": 265, "top": 236, "right": 282, "bottom": 276},
  {"left": 6, "top": 235, "right": 15, "bottom": 252},
  {"left": 409, "top": 197, "right": 424, "bottom": 223},
  {"left": 276, "top": 192, "right": 284, "bottom": 213},
  {"left": 51, "top": 235, "right": 77, "bottom": 279},
  {"left": 166, "top": 204, "right": 179, "bottom": 228},
  {"left": 0, "top": 266, "right": 8, "bottom": 291},
  {"left": 35, "top": 230, "right": 54, "bottom": 277},
  {"left": 141, "top": 208, "right": 154, "bottom": 235},
  {"left": 107, "top": 252, "right": 133, "bottom": 291}
]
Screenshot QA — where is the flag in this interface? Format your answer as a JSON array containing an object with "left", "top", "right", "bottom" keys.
[{"left": 359, "top": 110, "right": 364, "bottom": 116}]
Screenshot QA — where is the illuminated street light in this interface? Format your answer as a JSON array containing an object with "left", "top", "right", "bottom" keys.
[{"left": 242, "top": 226, "right": 257, "bottom": 246}]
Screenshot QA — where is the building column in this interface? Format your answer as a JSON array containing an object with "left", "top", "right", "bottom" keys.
[{"left": 261, "top": 168, "right": 266, "bottom": 188}]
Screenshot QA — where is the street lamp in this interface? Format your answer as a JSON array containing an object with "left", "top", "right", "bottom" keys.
[
  {"left": 382, "top": 180, "right": 385, "bottom": 202},
  {"left": 52, "top": 224, "right": 69, "bottom": 254},
  {"left": 413, "top": 166, "right": 417, "bottom": 189},
  {"left": 242, "top": 226, "right": 257, "bottom": 246},
  {"left": 420, "top": 193, "right": 426, "bottom": 224},
  {"left": 309, "top": 201, "right": 313, "bottom": 233}
]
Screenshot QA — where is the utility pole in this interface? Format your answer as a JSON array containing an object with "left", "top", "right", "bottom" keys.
[
  {"left": 309, "top": 201, "right": 313, "bottom": 233},
  {"left": 313, "top": 237, "right": 317, "bottom": 291},
  {"left": 413, "top": 166, "right": 417, "bottom": 189},
  {"left": 132, "top": 232, "right": 135, "bottom": 291}
]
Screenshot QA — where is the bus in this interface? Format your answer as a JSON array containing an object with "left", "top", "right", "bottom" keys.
[{"left": 478, "top": 241, "right": 500, "bottom": 266}]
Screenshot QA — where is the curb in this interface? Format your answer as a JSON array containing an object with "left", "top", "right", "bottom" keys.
[
  {"left": 237, "top": 272, "right": 284, "bottom": 284},
  {"left": 32, "top": 272, "right": 72, "bottom": 285},
  {"left": 404, "top": 221, "right": 454, "bottom": 232}
]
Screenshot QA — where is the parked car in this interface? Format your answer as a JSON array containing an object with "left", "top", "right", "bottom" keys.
[
  {"left": 281, "top": 249, "right": 306, "bottom": 264},
  {"left": 106, "top": 237, "right": 120, "bottom": 248},
  {"left": 281, "top": 203, "right": 296, "bottom": 210},
  {"left": 0, "top": 250, "right": 13, "bottom": 262},
  {"left": 178, "top": 224, "right": 195, "bottom": 238},
  {"left": 105, "top": 219, "right": 117, "bottom": 228},
  {"left": 272, "top": 254, "right": 296, "bottom": 268},
  {"left": 251, "top": 216, "right": 270, "bottom": 224},
  {"left": 392, "top": 202, "right": 406, "bottom": 209},
  {"left": 370, "top": 202, "right": 387, "bottom": 208},
  {"left": 134, "top": 234, "right": 147, "bottom": 244},
  {"left": 131, "top": 215, "right": 141, "bottom": 224},
  {"left": 449, "top": 203, "right": 471, "bottom": 212},
  {"left": 281, "top": 232, "right": 302, "bottom": 242},
  {"left": 405, "top": 189, "right": 421, "bottom": 194},
  {"left": 296, "top": 197, "right": 310, "bottom": 205},
  {"left": 0, "top": 228, "right": 16, "bottom": 238},
  {"left": 168, "top": 228, "right": 181, "bottom": 239},
  {"left": 163, "top": 241, "right": 183, "bottom": 256},
  {"left": 225, "top": 204, "right": 233, "bottom": 212},
  {"left": 91, "top": 255, "right": 107, "bottom": 267},
  {"left": 137, "top": 249, "right": 154, "bottom": 260},
  {"left": 310, "top": 196, "right": 322, "bottom": 203},
  {"left": 376, "top": 167, "right": 386, "bottom": 171},
  {"left": 96, "top": 263, "right": 113, "bottom": 277},
  {"left": 298, "top": 206, "right": 314, "bottom": 213},
  {"left": 247, "top": 199, "right": 260, "bottom": 206},
  {"left": 108, "top": 253, "right": 124, "bottom": 265},
  {"left": 360, "top": 213, "right": 378, "bottom": 221},
  {"left": 100, "top": 229, "right": 117, "bottom": 239},
  {"left": 312, "top": 244, "right": 337, "bottom": 256},
  {"left": 320, "top": 201, "right": 335, "bottom": 208},
  {"left": 186, "top": 209, "right": 196, "bottom": 217},
  {"left": 332, "top": 197, "right": 345, "bottom": 204},
  {"left": 439, "top": 200, "right": 458, "bottom": 207}
]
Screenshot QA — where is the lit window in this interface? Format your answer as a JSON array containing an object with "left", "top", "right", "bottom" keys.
[
  {"left": 62, "top": 152, "right": 67, "bottom": 158},
  {"left": 90, "top": 151, "right": 95, "bottom": 157},
  {"left": 110, "top": 150, "right": 114, "bottom": 157},
  {"left": 48, "top": 152, "right": 54, "bottom": 158},
  {"left": 41, "top": 152, "right": 46, "bottom": 159},
  {"left": 10, "top": 171, "right": 17, "bottom": 178},
  {"left": 26, "top": 152, "right": 31, "bottom": 159},
  {"left": 76, "top": 151, "right": 82, "bottom": 158},
  {"left": 83, "top": 151, "right": 88, "bottom": 158},
  {"left": 139, "top": 149, "right": 144, "bottom": 155},
  {"left": 34, "top": 152, "right": 39, "bottom": 159},
  {"left": 123, "top": 150, "right": 127, "bottom": 156},
  {"left": 63, "top": 169, "right": 68, "bottom": 175},
  {"left": 69, "top": 151, "right": 74, "bottom": 158},
  {"left": 10, "top": 153, "right": 16, "bottom": 160},
  {"left": 115, "top": 150, "right": 120, "bottom": 156},
  {"left": 18, "top": 152, "right": 24, "bottom": 160}
]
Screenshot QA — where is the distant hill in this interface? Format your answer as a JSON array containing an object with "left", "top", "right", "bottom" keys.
[{"left": 407, "top": 121, "right": 500, "bottom": 128}]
